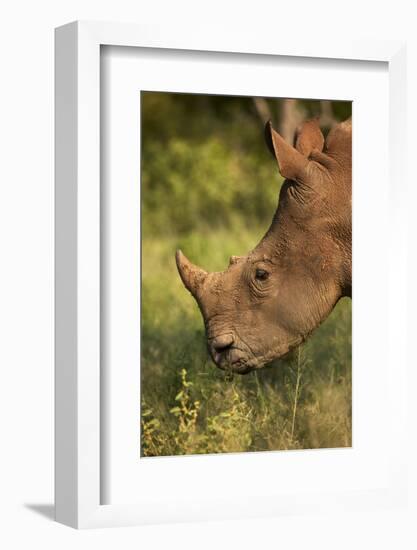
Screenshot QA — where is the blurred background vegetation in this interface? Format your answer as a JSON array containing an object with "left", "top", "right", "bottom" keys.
[{"left": 141, "top": 92, "right": 352, "bottom": 457}]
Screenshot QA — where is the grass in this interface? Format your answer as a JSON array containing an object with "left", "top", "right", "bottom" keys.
[{"left": 140, "top": 226, "right": 352, "bottom": 457}]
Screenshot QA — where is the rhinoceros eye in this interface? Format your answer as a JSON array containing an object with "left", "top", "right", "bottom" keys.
[{"left": 255, "top": 268, "right": 269, "bottom": 281}]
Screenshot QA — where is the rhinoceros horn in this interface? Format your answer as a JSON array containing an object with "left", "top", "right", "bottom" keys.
[{"left": 175, "top": 250, "right": 208, "bottom": 298}]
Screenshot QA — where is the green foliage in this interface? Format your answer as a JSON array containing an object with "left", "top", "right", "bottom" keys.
[
  {"left": 142, "top": 93, "right": 281, "bottom": 235},
  {"left": 142, "top": 135, "right": 280, "bottom": 236},
  {"left": 140, "top": 92, "right": 352, "bottom": 457}
]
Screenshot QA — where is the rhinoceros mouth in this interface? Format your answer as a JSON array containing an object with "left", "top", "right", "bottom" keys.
[
  {"left": 208, "top": 337, "right": 256, "bottom": 374},
  {"left": 212, "top": 333, "right": 305, "bottom": 375},
  {"left": 211, "top": 344, "right": 265, "bottom": 374},
  {"left": 216, "top": 356, "right": 255, "bottom": 375}
]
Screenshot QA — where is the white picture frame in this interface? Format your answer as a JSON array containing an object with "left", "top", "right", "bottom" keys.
[{"left": 55, "top": 21, "right": 407, "bottom": 529}]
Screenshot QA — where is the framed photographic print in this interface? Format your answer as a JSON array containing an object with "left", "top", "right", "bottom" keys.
[{"left": 55, "top": 21, "right": 407, "bottom": 528}]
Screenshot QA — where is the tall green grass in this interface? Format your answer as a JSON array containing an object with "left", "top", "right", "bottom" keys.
[{"left": 141, "top": 228, "right": 351, "bottom": 456}]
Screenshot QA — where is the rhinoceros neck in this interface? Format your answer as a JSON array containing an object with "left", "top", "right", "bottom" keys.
[{"left": 259, "top": 195, "right": 351, "bottom": 289}]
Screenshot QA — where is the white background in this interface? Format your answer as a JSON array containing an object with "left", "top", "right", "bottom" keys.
[
  {"left": 103, "top": 48, "right": 393, "bottom": 508},
  {"left": 1, "top": 1, "right": 416, "bottom": 549}
]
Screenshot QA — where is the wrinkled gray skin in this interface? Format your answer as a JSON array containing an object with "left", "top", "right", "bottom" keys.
[{"left": 176, "top": 118, "right": 352, "bottom": 374}]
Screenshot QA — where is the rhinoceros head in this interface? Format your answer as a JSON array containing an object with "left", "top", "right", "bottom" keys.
[{"left": 176, "top": 117, "right": 352, "bottom": 374}]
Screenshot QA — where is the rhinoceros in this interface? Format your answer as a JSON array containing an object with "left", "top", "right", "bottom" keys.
[{"left": 176, "top": 117, "right": 352, "bottom": 374}]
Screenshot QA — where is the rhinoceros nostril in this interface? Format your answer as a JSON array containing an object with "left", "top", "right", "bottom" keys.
[{"left": 212, "top": 334, "right": 234, "bottom": 354}]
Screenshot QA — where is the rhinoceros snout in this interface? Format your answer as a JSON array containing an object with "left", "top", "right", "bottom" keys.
[
  {"left": 208, "top": 333, "right": 255, "bottom": 374},
  {"left": 211, "top": 334, "right": 234, "bottom": 353},
  {"left": 209, "top": 333, "right": 234, "bottom": 364}
]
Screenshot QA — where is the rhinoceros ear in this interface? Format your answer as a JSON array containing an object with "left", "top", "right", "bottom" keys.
[
  {"left": 264, "top": 120, "right": 309, "bottom": 181},
  {"left": 295, "top": 118, "right": 324, "bottom": 157}
]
